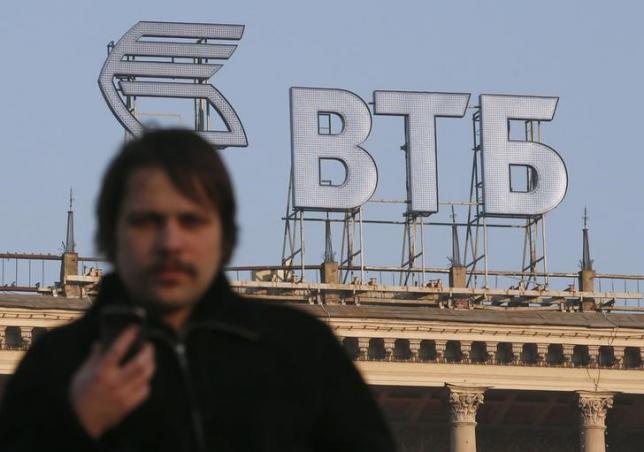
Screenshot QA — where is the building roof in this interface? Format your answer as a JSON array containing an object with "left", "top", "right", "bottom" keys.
[
  {"left": 295, "top": 304, "right": 644, "bottom": 329},
  {"left": 2, "top": 292, "right": 644, "bottom": 330},
  {"left": 0, "top": 294, "right": 91, "bottom": 311}
]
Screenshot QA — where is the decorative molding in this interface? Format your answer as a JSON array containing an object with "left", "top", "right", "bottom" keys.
[
  {"left": 331, "top": 318, "right": 644, "bottom": 346},
  {"left": 358, "top": 361, "right": 644, "bottom": 394}
]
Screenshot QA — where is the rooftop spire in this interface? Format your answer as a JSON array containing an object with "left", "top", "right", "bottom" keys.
[
  {"left": 581, "top": 207, "right": 592, "bottom": 271},
  {"left": 450, "top": 206, "right": 462, "bottom": 267},
  {"left": 324, "top": 217, "right": 335, "bottom": 263},
  {"left": 64, "top": 188, "right": 75, "bottom": 253}
]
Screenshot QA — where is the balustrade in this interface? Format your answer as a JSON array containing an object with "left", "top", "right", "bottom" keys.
[{"left": 336, "top": 335, "right": 642, "bottom": 369}]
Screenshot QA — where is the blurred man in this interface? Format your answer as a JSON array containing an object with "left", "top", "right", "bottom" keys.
[{"left": 0, "top": 129, "right": 395, "bottom": 451}]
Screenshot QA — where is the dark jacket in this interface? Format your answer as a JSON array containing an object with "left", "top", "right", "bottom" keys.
[{"left": 0, "top": 273, "right": 395, "bottom": 451}]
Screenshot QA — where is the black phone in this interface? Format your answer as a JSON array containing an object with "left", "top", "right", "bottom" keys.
[{"left": 99, "top": 305, "right": 146, "bottom": 365}]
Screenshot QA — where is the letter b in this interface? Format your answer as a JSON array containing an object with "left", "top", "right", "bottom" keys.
[
  {"left": 480, "top": 94, "right": 568, "bottom": 216},
  {"left": 290, "top": 87, "right": 377, "bottom": 210}
]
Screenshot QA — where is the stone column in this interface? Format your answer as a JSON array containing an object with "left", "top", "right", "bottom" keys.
[
  {"left": 577, "top": 391, "right": 614, "bottom": 452},
  {"left": 563, "top": 344, "right": 574, "bottom": 366},
  {"left": 409, "top": 339, "right": 421, "bottom": 362},
  {"left": 435, "top": 340, "right": 447, "bottom": 362},
  {"left": 450, "top": 265, "right": 468, "bottom": 309},
  {"left": 537, "top": 343, "right": 549, "bottom": 366},
  {"left": 60, "top": 252, "right": 81, "bottom": 298},
  {"left": 460, "top": 341, "right": 472, "bottom": 364},
  {"left": 446, "top": 384, "right": 487, "bottom": 452},
  {"left": 358, "top": 337, "right": 369, "bottom": 360},
  {"left": 579, "top": 269, "right": 596, "bottom": 312},
  {"left": 449, "top": 265, "right": 467, "bottom": 288},
  {"left": 486, "top": 341, "right": 498, "bottom": 364},
  {"left": 512, "top": 343, "right": 523, "bottom": 365},
  {"left": 0, "top": 325, "right": 6, "bottom": 349},
  {"left": 321, "top": 261, "right": 339, "bottom": 284},
  {"left": 19, "top": 326, "right": 33, "bottom": 349},
  {"left": 384, "top": 338, "right": 395, "bottom": 361},
  {"left": 613, "top": 346, "right": 624, "bottom": 369},
  {"left": 588, "top": 345, "right": 600, "bottom": 367}
]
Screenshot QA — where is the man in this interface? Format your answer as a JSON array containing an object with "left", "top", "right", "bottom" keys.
[{"left": 0, "top": 129, "right": 395, "bottom": 451}]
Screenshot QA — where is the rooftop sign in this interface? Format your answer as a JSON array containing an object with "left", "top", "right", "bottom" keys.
[
  {"left": 290, "top": 88, "right": 567, "bottom": 217},
  {"left": 99, "top": 21, "right": 568, "bottom": 219},
  {"left": 98, "top": 21, "right": 247, "bottom": 147}
]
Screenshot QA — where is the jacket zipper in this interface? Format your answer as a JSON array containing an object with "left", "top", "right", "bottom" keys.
[
  {"left": 146, "top": 321, "right": 257, "bottom": 452},
  {"left": 173, "top": 340, "right": 207, "bottom": 452}
]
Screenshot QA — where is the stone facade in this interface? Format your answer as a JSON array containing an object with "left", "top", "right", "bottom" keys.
[{"left": 1, "top": 294, "right": 644, "bottom": 451}]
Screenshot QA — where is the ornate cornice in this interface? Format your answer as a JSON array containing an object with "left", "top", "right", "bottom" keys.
[{"left": 330, "top": 318, "right": 644, "bottom": 346}]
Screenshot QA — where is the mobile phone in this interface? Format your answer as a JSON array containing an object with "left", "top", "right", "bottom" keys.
[{"left": 99, "top": 305, "right": 146, "bottom": 365}]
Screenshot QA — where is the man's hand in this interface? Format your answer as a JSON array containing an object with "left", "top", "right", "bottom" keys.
[{"left": 69, "top": 327, "right": 155, "bottom": 438}]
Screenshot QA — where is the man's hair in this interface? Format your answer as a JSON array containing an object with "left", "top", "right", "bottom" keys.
[{"left": 96, "top": 129, "right": 237, "bottom": 264}]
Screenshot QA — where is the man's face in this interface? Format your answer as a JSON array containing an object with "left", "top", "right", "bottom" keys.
[{"left": 114, "top": 167, "right": 223, "bottom": 313}]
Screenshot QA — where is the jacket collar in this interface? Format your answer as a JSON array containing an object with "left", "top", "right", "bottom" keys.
[{"left": 92, "top": 272, "right": 259, "bottom": 341}]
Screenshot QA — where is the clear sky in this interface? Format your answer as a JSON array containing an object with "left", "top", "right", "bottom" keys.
[{"left": 1, "top": 0, "right": 642, "bottom": 287}]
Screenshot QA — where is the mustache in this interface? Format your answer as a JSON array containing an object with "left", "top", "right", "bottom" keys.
[{"left": 146, "top": 258, "right": 197, "bottom": 278}]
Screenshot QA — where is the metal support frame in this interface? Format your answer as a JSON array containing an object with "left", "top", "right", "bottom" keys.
[
  {"left": 399, "top": 214, "right": 425, "bottom": 286},
  {"left": 464, "top": 109, "right": 488, "bottom": 288},
  {"left": 281, "top": 180, "right": 367, "bottom": 284},
  {"left": 194, "top": 38, "right": 210, "bottom": 132},
  {"left": 109, "top": 38, "right": 136, "bottom": 141},
  {"left": 464, "top": 112, "right": 550, "bottom": 291},
  {"left": 397, "top": 117, "right": 426, "bottom": 287},
  {"left": 519, "top": 120, "right": 549, "bottom": 289},
  {"left": 520, "top": 214, "right": 549, "bottom": 289},
  {"left": 339, "top": 208, "right": 365, "bottom": 284},
  {"left": 281, "top": 174, "right": 302, "bottom": 282}
]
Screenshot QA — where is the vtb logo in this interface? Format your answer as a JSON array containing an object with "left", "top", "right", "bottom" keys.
[{"left": 98, "top": 21, "right": 247, "bottom": 148}]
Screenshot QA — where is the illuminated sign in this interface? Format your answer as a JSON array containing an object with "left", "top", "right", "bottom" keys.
[
  {"left": 99, "top": 21, "right": 247, "bottom": 148},
  {"left": 479, "top": 95, "right": 567, "bottom": 216},
  {"left": 98, "top": 22, "right": 568, "bottom": 219},
  {"left": 290, "top": 87, "right": 567, "bottom": 217},
  {"left": 374, "top": 91, "right": 470, "bottom": 215},
  {"left": 290, "top": 88, "right": 377, "bottom": 211}
]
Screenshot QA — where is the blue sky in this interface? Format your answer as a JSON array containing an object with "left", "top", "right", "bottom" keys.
[{"left": 0, "top": 0, "right": 642, "bottom": 286}]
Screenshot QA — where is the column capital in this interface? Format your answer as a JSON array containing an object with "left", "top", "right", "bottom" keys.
[
  {"left": 587, "top": 345, "right": 600, "bottom": 367},
  {"left": 613, "top": 346, "right": 624, "bottom": 369},
  {"left": 409, "top": 339, "right": 421, "bottom": 362},
  {"left": 485, "top": 341, "right": 498, "bottom": 364},
  {"left": 435, "top": 339, "right": 447, "bottom": 362},
  {"left": 577, "top": 391, "right": 615, "bottom": 428},
  {"left": 460, "top": 341, "right": 472, "bottom": 364},
  {"left": 357, "top": 337, "right": 370, "bottom": 360},
  {"left": 511, "top": 343, "right": 523, "bottom": 364},
  {"left": 19, "top": 326, "right": 33, "bottom": 345},
  {"left": 537, "top": 343, "right": 549, "bottom": 366},
  {"left": 563, "top": 343, "right": 574, "bottom": 366},
  {"left": 446, "top": 384, "right": 488, "bottom": 424},
  {"left": 383, "top": 338, "right": 396, "bottom": 361}
]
